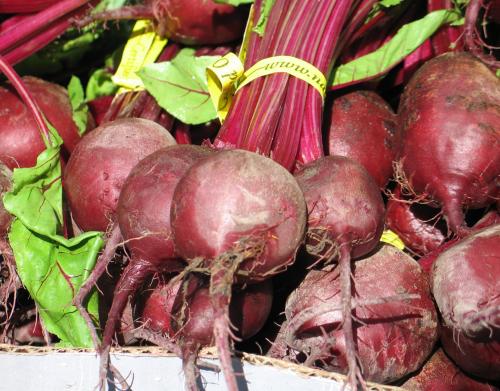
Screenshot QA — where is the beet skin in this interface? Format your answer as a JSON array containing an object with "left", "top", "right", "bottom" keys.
[
  {"left": 398, "top": 52, "right": 500, "bottom": 236},
  {"left": 0, "top": 77, "right": 84, "bottom": 169},
  {"left": 281, "top": 245, "right": 438, "bottom": 384},
  {"left": 64, "top": 118, "right": 176, "bottom": 232},
  {"left": 327, "top": 90, "right": 400, "bottom": 188}
]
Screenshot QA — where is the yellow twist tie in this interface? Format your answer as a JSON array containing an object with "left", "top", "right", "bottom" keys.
[
  {"left": 207, "top": 53, "right": 327, "bottom": 123},
  {"left": 380, "top": 229, "right": 405, "bottom": 251},
  {"left": 113, "top": 20, "right": 168, "bottom": 93}
]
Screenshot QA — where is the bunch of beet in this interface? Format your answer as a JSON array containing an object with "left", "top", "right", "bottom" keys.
[
  {"left": 1, "top": 3, "right": 500, "bottom": 391},
  {"left": 64, "top": 138, "right": 307, "bottom": 390}
]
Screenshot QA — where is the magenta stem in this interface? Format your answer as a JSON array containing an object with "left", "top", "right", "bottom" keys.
[{"left": 0, "top": 0, "right": 92, "bottom": 53}]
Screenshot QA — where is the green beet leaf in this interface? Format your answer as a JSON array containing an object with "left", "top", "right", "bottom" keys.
[
  {"left": 3, "top": 145, "right": 103, "bottom": 348},
  {"left": 253, "top": 0, "right": 275, "bottom": 36},
  {"left": 330, "top": 9, "right": 461, "bottom": 89},
  {"left": 139, "top": 48, "right": 218, "bottom": 125},
  {"left": 86, "top": 68, "right": 118, "bottom": 101},
  {"left": 67, "top": 76, "right": 89, "bottom": 136}
]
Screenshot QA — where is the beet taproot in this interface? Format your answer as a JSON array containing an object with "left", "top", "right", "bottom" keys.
[
  {"left": 430, "top": 224, "right": 500, "bottom": 381},
  {"left": 402, "top": 348, "right": 497, "bottom": 391},
  {"left": 398, "top": 52, "right": 500, "bottom": 236},
  {"left": 98, "top": 145, "right": 213, "bottom": 375},
  {"left": 171, "top": 149, "right": 306, "bottom": 391},
  {"left": 386, "top": 186, "right": 447, "bottom": 257},
  {"left": 294, "top": 155, "right": 385, "bottom": 388},
  {"left": 431, "top": 224, "right": 500, "bottom": 339}
]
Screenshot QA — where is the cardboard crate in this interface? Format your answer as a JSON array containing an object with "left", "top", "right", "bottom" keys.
[{"left": 0, "top": 344, "right": 404, "bottom": 390}]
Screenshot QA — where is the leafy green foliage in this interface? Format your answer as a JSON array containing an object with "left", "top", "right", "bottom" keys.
[
  {"left": 86, "top": 68, "right": 119, "bottom": 101},
  {"left": 3, "top": 145, "right": 103, "bottom": 347},
  {"left": 67, "top": 76, "right": 89, "bottom": 136},
  {"left": 139, "top": 49, "right": 218, "bottom": 125},
  {"left": 330, "top": 9, "right": 462, "bottom": 88},
  {"left": 253, "top": 0, "right": 276, "bottom": 36}
]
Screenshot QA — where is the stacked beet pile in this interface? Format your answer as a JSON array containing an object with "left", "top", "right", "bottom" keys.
[{"left": 0, "top": 0, "right": 498, "bottom": 390}]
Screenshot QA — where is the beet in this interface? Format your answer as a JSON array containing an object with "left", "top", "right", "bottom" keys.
[
  {"left": 99, "top": 145, "right": 213, "bottom": 368},
  {"left": 279, "top": 245, "right": 438, "bottom": 384},
  {"left": 64, "top": 118, "right": 176, "bottom": 232},
  {"left": 152, "top": 0, "right": 247, "bottom": 45},
  {"left": 431, "top": 224, "right": 500, "bottom": 381},
  {"left": 0, "top": 162, "right": 12, "bottom": 236},
  {"left": 171, "top": 150, "right": 307, "bottom": 281},
  {"left": 0, "top": 76, "right": 83, "bottom": 169},
  {"left": 386, "top": 186, "right": 447, "bottom": 257},
  {"left": 171, "top": 149, "right": 306, "bottom": 391},
  {"left": 440, "top": 324, "right": 500, "bottom": 381},
  {"left": 294, "top": 156, "right": 385, "bottom": 261},
  {"left": 431, "top": 224, "right": 500, "bottom": 338},
  {"left": 418, "top": 210, "right": 500, "bottom": 274},
  {"left": 293, "top": 155, "right": 385, "bottom": 387},
  {"left": 118, "top": 145, "right": 213, "bottom": 264},
  {"left": 327, "top": 91, "right": 400, "bottom": 188},
  {"left": 136, "top": 277, "right": 180, "bottom": 337},
  {"left": 136, "top": 275, "right": 273, "bottom": 390},
  {"left": 79, "top": 0, "right": 247, "bottom": 46},
  {"left": 139, "top": 277, "right": 273, "bottom": 345},
  {"left": 402, "top": 349, "right": 497, "bottom": 391},
  {"left": 398, "top": 52, "right": 500, "bottom": 236}
]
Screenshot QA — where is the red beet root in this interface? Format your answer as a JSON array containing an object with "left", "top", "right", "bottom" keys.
[
  {"left": 440, "top": 324, "right": 500, "bottom": 381},
  {"left": 152, "top": 0, "right": 248, "bottom": 45},
  {"left": 293, "top": 155, "right": 386, "bottom": 388},
  {"left": 280, "top": 245, "right": 438, "bottom": 384},
  {"left": 78, "top": 0, "right": 247, "bottom": 46},
  {"left": 118, "top": 145, "right": 213, "bottom": 264},
  {"left": 398, "top": 52, "right": 500, "bottom": 236},
  {"left": 431, "top": 224, "right": 500, "bottom": 381},
  {"left": 139, "top": 277, "right": 273, "bottom": 345},
  {"left": 99, "top": 145, "right": 213, "bottom": 365},
  {"left": 431, "top": 224, "right": 500, "bottom": 338},
  {"left": 0, "top": 76, "right": 84, "bottom": 169},
  {"left": 171, "top": 150, "right": 307, "bottom": 281},
  {"left": 171, "top": 149, "right": 306, "bottom": 391},
  {"left": 327, "top": 91, "right": 400, "bottom": 188},
  {"left": 64, "top": 118, "right": 176, "bottom": 232},
  {"left": 402, "top": 349, "right": 497, "bottom": 391}
]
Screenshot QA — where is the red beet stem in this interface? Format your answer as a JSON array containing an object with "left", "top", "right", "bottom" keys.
[
  {"left": 3, "top": 4, "right": 93, "bottom": 66},
  {"left": 0, "top": 0, "right": 92, "bottom": 53},
  {"left": 0, "top": 0, "right": 60, "bottom": 13},
  {"left": 101, "top": 258, "right": 155, "bottom": 351},
  {"left": 338, "top": 243, "right": 365, "bottom": 390},
  {"left": 174, "top": 123, "right": 192, "bottom": 145}
]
